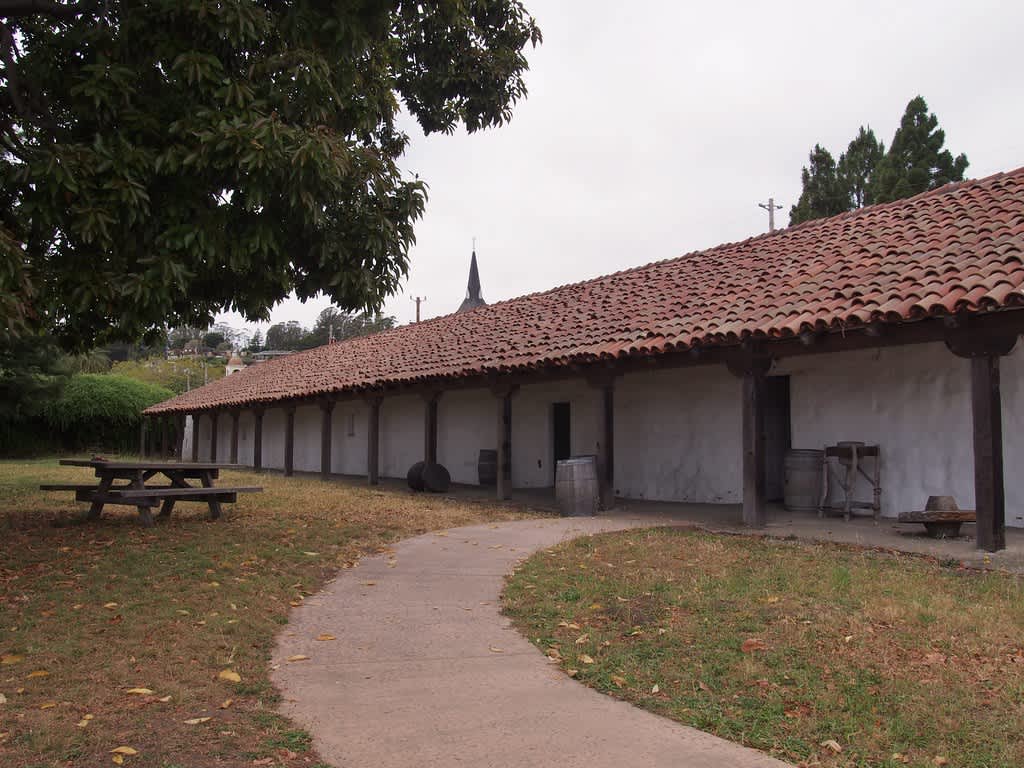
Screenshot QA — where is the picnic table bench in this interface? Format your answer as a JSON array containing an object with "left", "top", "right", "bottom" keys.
[{"left": 42, "top": 459, "right": 261, "bottom": 527}]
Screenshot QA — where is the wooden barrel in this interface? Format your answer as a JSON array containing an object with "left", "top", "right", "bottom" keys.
[
  {"left": 783, "top": 449, "right": 824, "bottom": 512},
  {"left": 555, "top": 456, "right": 599, "bottom": 517},
  {"left": 478, "top": 449, "right": 497, "bottom": 486}
]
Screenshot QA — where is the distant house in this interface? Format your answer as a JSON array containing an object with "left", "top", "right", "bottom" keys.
[
  {"left": 146, "top": 168, "right": 1024, "bottom": 551},
  {"left": 225, "top": 352, "right": 246, "bottom": 375}
]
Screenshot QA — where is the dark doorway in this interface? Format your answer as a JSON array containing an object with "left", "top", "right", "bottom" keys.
[
  {"left": 552, "top": 402, "right": 571, "bottom": 482},
  {"left": 763, "top": 376, "right": 791, "bottom": 502}
]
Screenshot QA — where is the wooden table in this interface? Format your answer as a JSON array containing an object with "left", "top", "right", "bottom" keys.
[{"left": 42, "top": 460, "right": 261, "bottom": 526}]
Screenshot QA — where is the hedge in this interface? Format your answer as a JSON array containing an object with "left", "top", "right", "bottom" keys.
[{"left": 43, "top": 374, "right": 173, "bottom": 452}]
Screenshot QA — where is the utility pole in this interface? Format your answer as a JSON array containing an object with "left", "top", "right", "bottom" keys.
[
  {"left": 758, "top": 197, "right": 783, "bottom": 232},
  {"left": 411, "top": 296, "right": 426, "bottom": 323}
]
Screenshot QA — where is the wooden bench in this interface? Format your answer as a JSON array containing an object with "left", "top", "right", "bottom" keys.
[{"left": 897, "top": 510, "right": 976, "bottom": 538}]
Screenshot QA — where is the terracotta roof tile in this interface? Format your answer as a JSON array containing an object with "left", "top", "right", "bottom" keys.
[{"left": 148, "top": 167, "right": 1024, "bottom": 414}]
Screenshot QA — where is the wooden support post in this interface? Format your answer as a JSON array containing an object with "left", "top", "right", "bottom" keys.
[
  {"left": 159, "top": 416, "right": 168, "bottom": 458},
  {"left": 728, "top": 354, "right": 772, "bottom": 528},
  {"left": 253, "top": 409, "right": 264, "bottom": 472},
  {"left": 742, "top": 370, "right": 767, "bottom": 527},
  {"left": 230, "top": 411, "right": 240, "bottom": 464},
  {"left": 494, "top": 387, "right": 516, "bottom": 501},
  {"left": 191, "top": 413, "right": 199, "bottom": 462},
  {"left": 367, "top": 397, "right": 382, "bottom": 485},
  {"left": 423, "top": 392, "right": 440, "bottom": 464},
  {"left": 600, "top": 383, "right": 615, "bottom": 510},
  {"left": 139, "top": 416, "right": 148, "bottom": 458},
  {"left": 320, "top": 399, "right": 335, "bottom": 480},
  {"left": 177, "top": 414, "right": 186, "bottom": 459},
  {"left": 971, "top": 355, "right": 1006, "bottom": 552},
  {"left": 946, "top": 326, "right": 1016, "bottom": 552},
  {"left": 284, "top": 405, "right": 296, "bottom": 477},
  {"left": 209, "top": 411, "right": 219, "bottom": 463}
]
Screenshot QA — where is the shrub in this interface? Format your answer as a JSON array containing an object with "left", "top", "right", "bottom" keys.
[{"left": 44, "top": 374, "right": 173, "bottom": 452}]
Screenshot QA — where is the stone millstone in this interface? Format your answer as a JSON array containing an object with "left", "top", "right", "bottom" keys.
[
  {"left": 421, "top": 462, "right": 451, "bottom": 493},
  {"left": 406, "top": 461, "right": 426, "bottom": 492}
]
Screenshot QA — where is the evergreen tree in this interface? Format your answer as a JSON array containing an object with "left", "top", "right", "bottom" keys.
[
  {"left": 247, "top": 330, "right": 264, "bottom": 354},
  {"left": 870, "top": 96, "right": 969, "bottom": 203},
  {"left": 837, "top": 126, "right": 884, "bottom": 208},
  {"left": 789, "top": 146, "right": 848, "bottom": 226}
]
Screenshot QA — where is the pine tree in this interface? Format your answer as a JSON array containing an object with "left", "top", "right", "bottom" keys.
[
  {"left": 870, "top": 97, "right": 969, "bottom": 204},
  {"left": 838, "top": 126, "right": 884, "bottom": 208},
  {"left": 789, "top": 146, "right": 849, "bottom": 225}
]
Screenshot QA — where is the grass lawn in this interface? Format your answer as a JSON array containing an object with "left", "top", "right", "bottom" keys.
[
  {"left": 503, "top": 527, "right": 1024, "bottom": 768},
  {"left": 0, "top": 458, "right": 540, "bottom": 768}
]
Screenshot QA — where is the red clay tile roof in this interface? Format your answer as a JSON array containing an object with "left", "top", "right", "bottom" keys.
[{"left": 147, "top": 167, "right": 1024, "bottom": 414}]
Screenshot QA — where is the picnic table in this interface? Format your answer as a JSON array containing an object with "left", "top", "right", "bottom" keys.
[{"left": 41, "top": 459, "right": 261, "bottom": 527}]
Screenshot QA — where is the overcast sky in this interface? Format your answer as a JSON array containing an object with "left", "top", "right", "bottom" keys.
[{"left": 217, "top": 0, "right": 1024, "bottom": 337}]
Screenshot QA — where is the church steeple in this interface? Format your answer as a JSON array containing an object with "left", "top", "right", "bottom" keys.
[{"left": 457, "top": 247, "right": 486, "bottom": 313}]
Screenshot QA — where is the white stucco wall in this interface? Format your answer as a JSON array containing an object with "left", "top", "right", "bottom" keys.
[
  {"left": 179, "top": 415, "right": 191, "bottom": 458},
  {"left": 380, "top": 395, "right": 423, "bottom": 479},
  {"left": 261, "top": 408, "right": 286, "bottom": 470},
  {"left": 331, "top": 402, "right": 369, "bottom": 476},
  {"left": 437, "top": 388, "right": 498, "bottom": 485},
  {"left": 236, "top": 411, "right": 255, "bottom": 466},
  {"left": 292, "top": 405, "right": 320, "bottom": 473},
  {"left": 781, "top": 340, "right": 1024, "bottom": 526},
  {"left": 510, "top": 380, "right": 601, "bottom": 488},
  {"left": 615, "top": 366, "right": 742, "bottom": 503}
]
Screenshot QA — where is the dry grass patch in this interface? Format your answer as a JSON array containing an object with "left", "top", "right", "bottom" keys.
[
  {"left": 0, "top": 458, "right": 542, "bottom": 768},
  {"left": 503, "top": 527, "right": 1024, "bottom": 768}
]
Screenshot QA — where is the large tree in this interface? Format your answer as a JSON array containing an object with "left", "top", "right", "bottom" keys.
[
  {"left": 788, "top": 145, "right": 848, "bottom": 226},
  {"left": 0, "top": 0, "right": 541, "bottom": 349},
  {"left": 837, "top": 126, "right": 884, "bottom": 209},
  {"left": 870, "top": 96, "right": 968, "bottom": 203}
]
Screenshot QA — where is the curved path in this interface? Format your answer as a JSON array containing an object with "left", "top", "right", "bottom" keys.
[{"left": 272, "top": 515, "right": 791, "bottom": 768}]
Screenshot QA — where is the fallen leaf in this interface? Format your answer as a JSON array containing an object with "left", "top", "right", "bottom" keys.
[
  {"left": 125, "top": 688, "right": 153, "bottom": 695},
  {"left": 488, "top": 646, "right": 504, "bottom": 654},
  {"left": 566, "top": 669, "right": 579, "bottom": 677},
  {"left": 575, "top": 634, "right": 589, "bottom": 645},
  {"left": 1, "top": 654, "right": 22, "bottom": 665},
  {"left": 844, "top": 635, "right": 854, "bottom": 643},
  {"left": 698, "top": 681, "right": 710, "bottom": 692},
  {"left": 741, "top": 638, "right": 767, "bottom": 653},
  {"left": 651, "top": 684, "right": 660, "bottom": 694},
  {"left": 579, "top": 654, "right": 595, "bottom": 665},
  {"left": 157, "top": 695, "right": 172, "bottom": 703},
  {"left": 112, "top": 756, "right": 124, "bottom": 766},
  {"left": 40, "top": 701, "right": 57, "bottom": 709},
  {"left": 0, "top": 693, "right": 6, "bottom": 705},
  {"left": 361, "top": 581, "right": 376, "bottom": 586},
  {"left": 933, "top": 758, "right": 948, "bottom": 766},
  {"left": 765, "top": 595, "right": 780, "bottom": 603},
  {"left": 287, "top": 655, "right": 310, "bottom": 662},
  {"left": 103, "top": 602, "right": 118, "bottom": 609},
  {"left": 610, "top": 674, "right": 626, "bottom": 688},
  {"left": 184, "top": 717, "right": 211, "bottom": 725},
  {"left": 218, "top": 670, "right": 242, "bottom": 683},
  {"left": 315, "top": 634, "right": 336, "bottom": 641},
  {"left": 111, "top": 746, "right": 138, "bottom": 755},
  {"left": 820, "top": 739, "right": 842, "bottom": 754},
  {"left": 219, "top": 699, "right": 233, "bottom": 709},
  {"left": 27, "top": 670, "right": 49, "bottom": 679}
]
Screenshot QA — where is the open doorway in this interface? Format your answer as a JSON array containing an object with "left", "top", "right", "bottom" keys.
[
  {"left": 763, "top": 376, "right": 792, "bottom": 501},
  {"left": 552, "top": 402, "right": 571, "bottom": 483}
]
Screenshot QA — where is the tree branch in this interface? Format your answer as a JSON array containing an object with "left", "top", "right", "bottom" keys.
[{"left": 0, "top": 0, "right": 85, "bottom": 19}]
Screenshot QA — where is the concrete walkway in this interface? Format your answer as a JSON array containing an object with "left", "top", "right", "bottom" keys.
[{"left": 272, "top": 515, "right": 790, "bottom": 768}]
